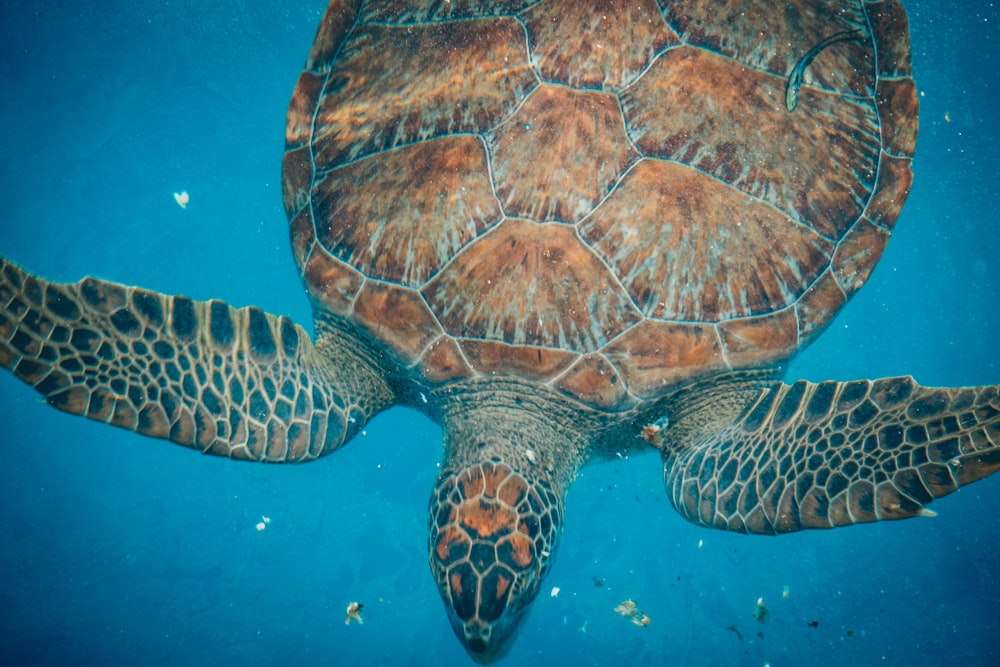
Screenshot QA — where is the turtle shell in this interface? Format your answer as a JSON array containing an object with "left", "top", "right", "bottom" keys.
[{"left": 282, "top": 0, "right": 917, "bottom": 408}]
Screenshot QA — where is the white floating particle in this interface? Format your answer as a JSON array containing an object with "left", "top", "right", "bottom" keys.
[
  {"left": 550, "top": 586, "right": 560, "bottom": 598},
  {"left": 173, "top": 191, "right": 189, "bottom": 209}
]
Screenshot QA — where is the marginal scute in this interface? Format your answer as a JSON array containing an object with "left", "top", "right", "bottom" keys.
[
  {"left": 868, "top": 0, "right": 913, "bottom": 77},
  {"left": 717, "top": 308, "right": 799, "bottom": 370},
  {"left": 875, "top": 78, "right": 919, "bottom": 158},
  {"left": 603, "top": 320, "right": 726, "bottom": 396},
  {"left": 288, "top": 207, "right": 316, "bottom": 273},
  {"left": 281, "top": 144, "right": 314, "bottom": 218},
  {"left": 554, "top": 353, "right": 627, "bottom": 408},
  {"left": 419, "top": 337, "right": 474, "bottom": 384},
  {"left": 795, "top": 270, "right": 846, "bottom": 343},
  {"left": 305, "top": 0, "right": 360, "bottom": 72},
  {"left": 831, "top": 219, "right": 890, "bottom": 295},
  {"left": 285, "top": 71, "right": 325, "bottom": 151},
  {"left": 302, "top": 244, "right": 365, "bottom": 317},
  {"left": 459, "top": 339, "right": 576, "bottom": 382}
]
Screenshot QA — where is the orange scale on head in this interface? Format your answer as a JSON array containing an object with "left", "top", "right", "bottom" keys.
[
  {"left": 497, "top": 474, "right": 528, "bottom": 507},
  {"left": 435, "top": 525, "right": 472, "bottom": 565},
  {"left": 457, "top": 466, "right": 485, "bottom": 499},
  {"left": 449, "top": 570, "right": 466, "bottom": 599},
  {"left": 481, "top": 462, "right": 513, "bottom": 499},
  {"left": 501, "top": 533, "right": 535, "bottom": 569},
  {"left": 494, "top": 571, "right": 512, "bottom": 599},
  {"left": 458, "top": 500, "right": 517, "bottom": 540}
]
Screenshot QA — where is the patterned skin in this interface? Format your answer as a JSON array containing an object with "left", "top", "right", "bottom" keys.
[
  {"left": 429, "top": 460, "right": 562, "bottom": 657},
  {"left": 1, "top": 1, "right": 999, "bottom": 663}
]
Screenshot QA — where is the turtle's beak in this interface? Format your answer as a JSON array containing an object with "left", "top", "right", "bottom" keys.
[
  {"left": 428, "top": 459, "right": 562, "bottom": 662},
  {"left": 444, "top": 590, "right": 527, "bottom": 663}
]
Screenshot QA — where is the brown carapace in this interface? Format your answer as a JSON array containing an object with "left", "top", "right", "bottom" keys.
[{"left": 1, "top": 1, "right": 998, "bottom": 663}]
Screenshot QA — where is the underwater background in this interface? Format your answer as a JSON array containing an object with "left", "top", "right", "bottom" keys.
[{"left": 0, "top": 1, "right": 997, "bottom": 665}]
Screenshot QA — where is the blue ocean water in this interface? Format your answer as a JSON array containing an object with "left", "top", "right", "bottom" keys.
[{"left": 0, "top": 1, "right": 997, "bottom": 665}]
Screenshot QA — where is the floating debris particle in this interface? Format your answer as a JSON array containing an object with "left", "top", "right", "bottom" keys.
[
  {"left": 632, "top": 613, "right": 651, "bottom": 627},
  {"left": 173, "top": 191, "right": 189, "bottom": 209},
  {"left": 807, "top": 620, "right": 819, "bottom": 628},
  {"left": 614, "top": 600, "right": 637, "bottom": 617},
  {"left": 753, "top": 597, "right": 769, "bottom": 623},
  {"left": 614, "top": 599, "right": 651, "bottom": 627},
  {"left": 255, "top": 515, "right": 271, "bottom": 532},
  {"left": 782, "top": 585, "right": 790, "bottom": 599},
  {"left": 345, "top": 601, "right": 364, "bottom": 625},
  {"left": 550, "top": 586, "right": 560, "bottom": 598}
]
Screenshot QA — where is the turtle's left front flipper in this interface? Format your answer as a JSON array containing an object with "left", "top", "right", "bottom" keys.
[
  {"left": 663, "top": 377, "right": 1000, "bottom": 534},
  {"left": 0, "top": 256, "right": 392, "bottom": 462}
]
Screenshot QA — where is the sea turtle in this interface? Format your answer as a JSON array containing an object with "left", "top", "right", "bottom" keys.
[{"left": 1, "top": 0, "right": 998, "bottom": 662}]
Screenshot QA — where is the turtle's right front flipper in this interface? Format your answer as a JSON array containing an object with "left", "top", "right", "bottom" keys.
[
  {"left": 663, "top": 377, "right": 1000, "bottom": 534},
  {"left": 0, "top": 256, "right": 392, "bottom": 461}
]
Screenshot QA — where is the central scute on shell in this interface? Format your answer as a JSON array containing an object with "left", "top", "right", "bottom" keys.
[{"left": 282, "top": 0, "right": 916, "bottom": 410}]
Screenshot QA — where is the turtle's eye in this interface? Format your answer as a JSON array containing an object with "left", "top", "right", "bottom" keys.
[{"left": 428, "top": 459, "right": 562, "bottom": 663}]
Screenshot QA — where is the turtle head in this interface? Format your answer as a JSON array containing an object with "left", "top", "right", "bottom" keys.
[{"left": 428, "top": 458, "right": 562, "bottom": 663}]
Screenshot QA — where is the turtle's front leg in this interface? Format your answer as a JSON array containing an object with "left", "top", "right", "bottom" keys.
[
  {"left": 0, "top": 255, "right": 392, "bottom": 462},
  {"left": 663, "top": 377, "right": 1000, "bottom": 534}
]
